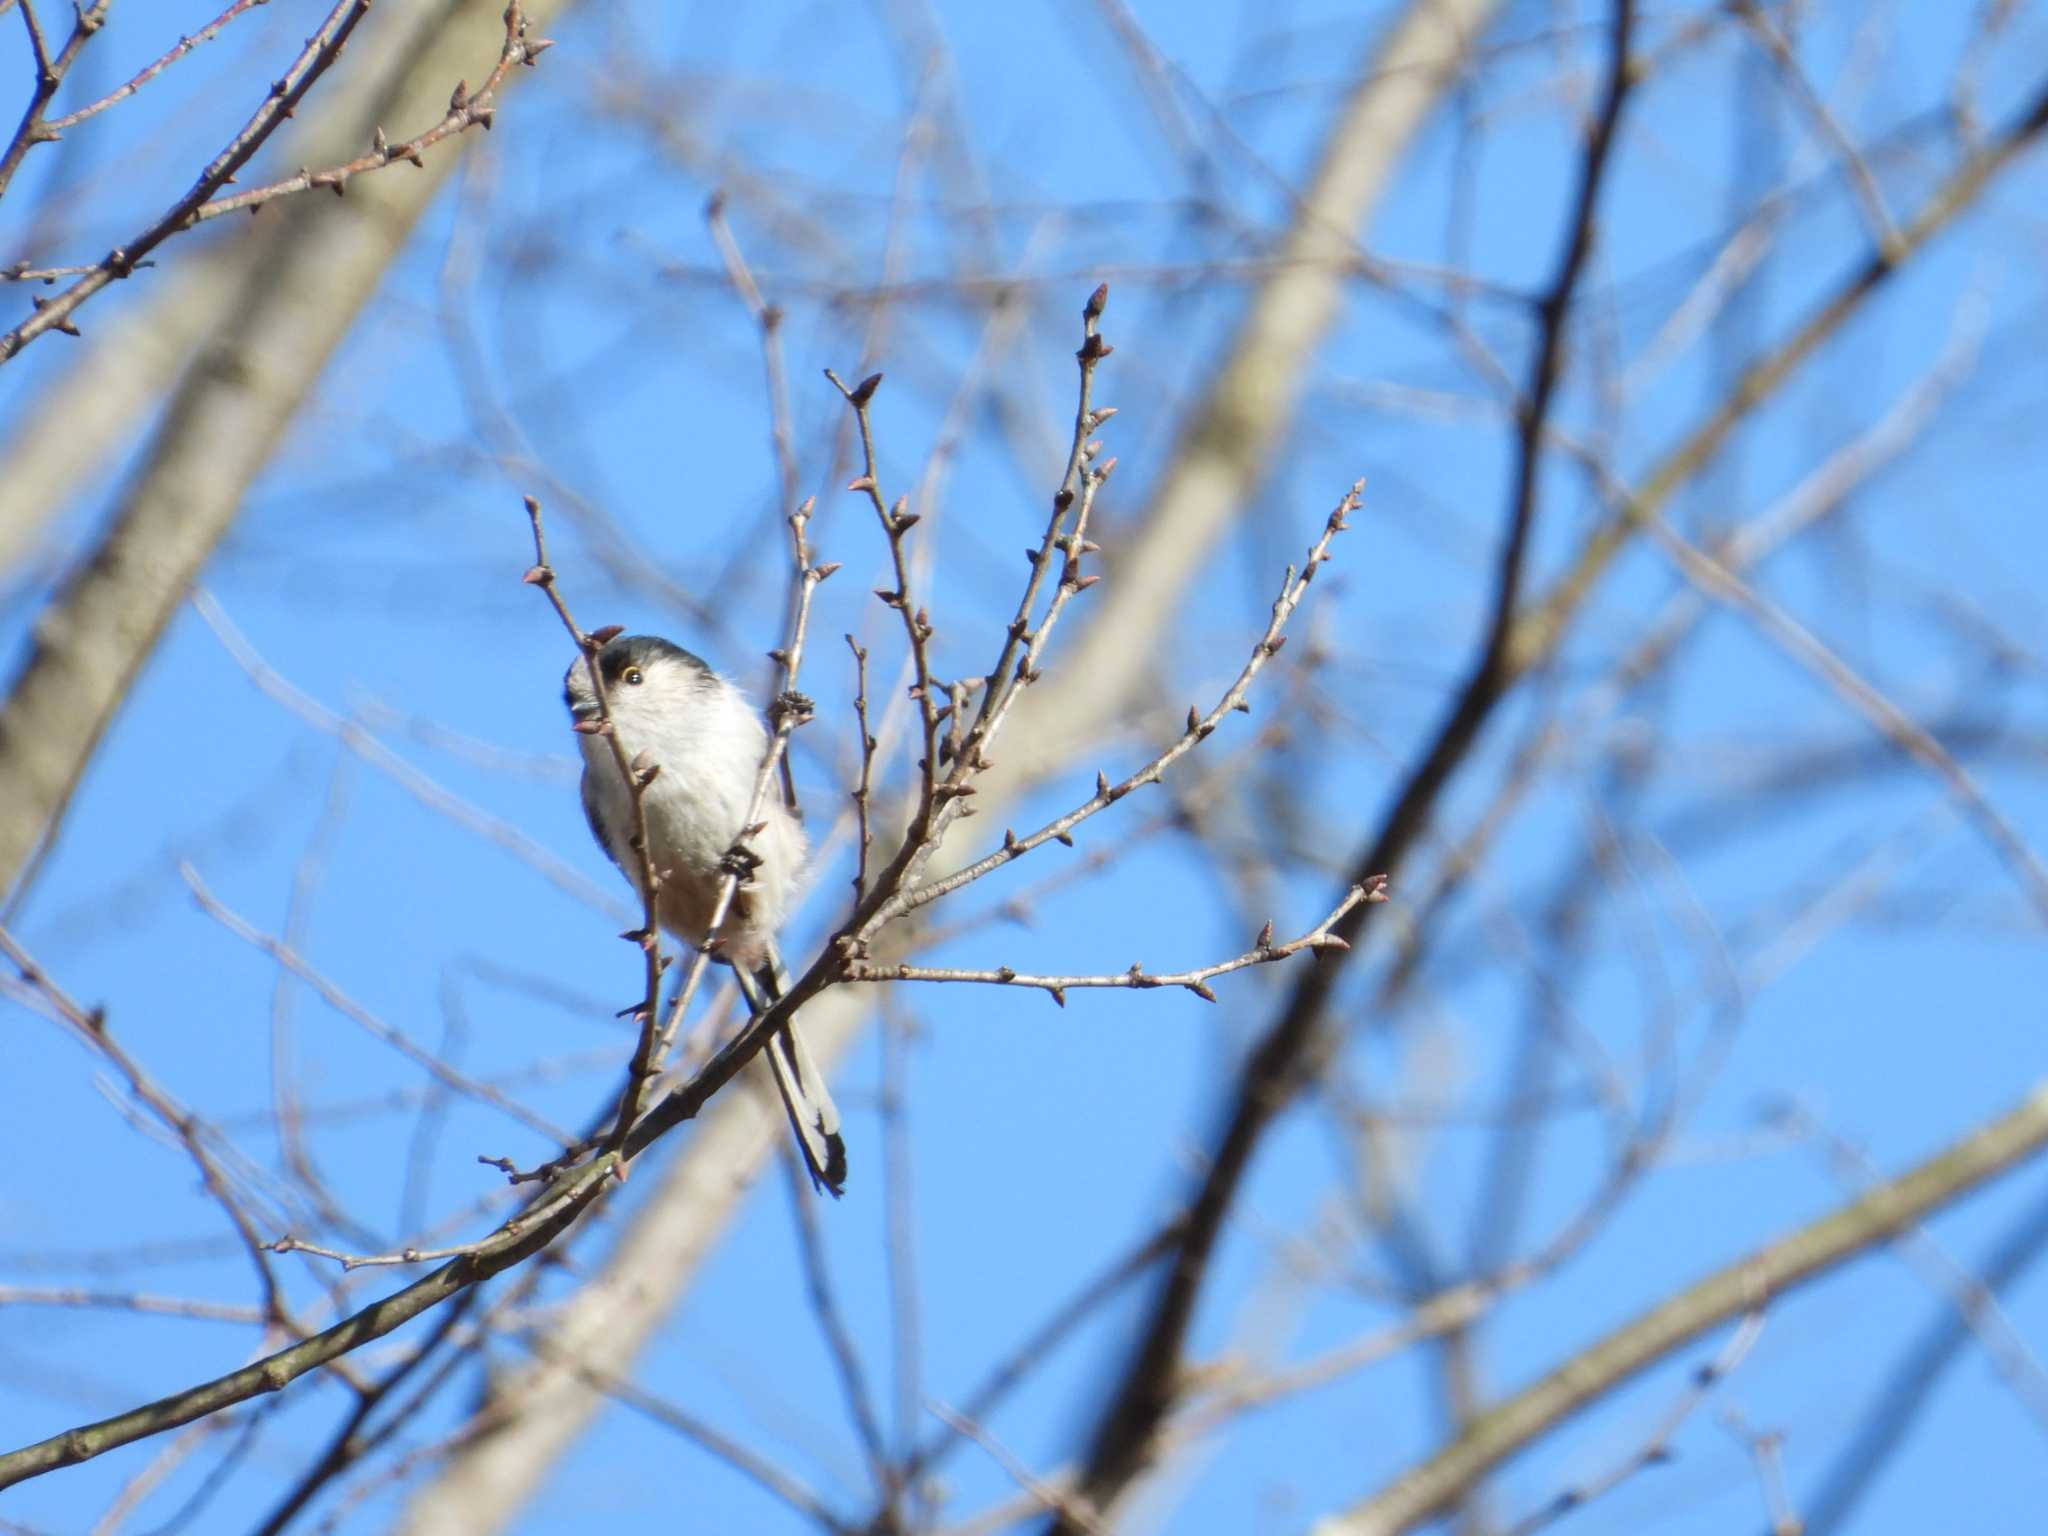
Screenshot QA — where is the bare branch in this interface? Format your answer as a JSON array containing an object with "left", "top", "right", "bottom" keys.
[
  {"left": 847, "top": 878, "right": 1385, "bottom": 1004},
  {"left": 1317, "top": 1083, "right": 2048, "bottom": 1534}
]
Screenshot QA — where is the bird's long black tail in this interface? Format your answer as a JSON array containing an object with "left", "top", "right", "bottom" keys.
[{"left": 735, "top": 951, "right": 847, "bottom": 1197}]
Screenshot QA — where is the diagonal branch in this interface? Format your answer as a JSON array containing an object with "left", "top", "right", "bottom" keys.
[
  {"left": 0, "top": 3, "right": 549, "bottom": 361},
  {"left": 0, "top": 0, "right": 109, "bottom": 206},
  {"left": 1316, "top": 1082, "right": 2048, "bottom": 1534},
  {"left": 1045, "top": 6, "right": 1640, "bottom": 1523}
]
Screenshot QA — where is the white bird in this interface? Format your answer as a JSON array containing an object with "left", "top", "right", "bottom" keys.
[{"left": 565, "top": 633, "right": 845, "bottom": 1195}]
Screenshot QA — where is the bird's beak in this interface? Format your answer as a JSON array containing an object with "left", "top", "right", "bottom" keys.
[{"left": 568, "top": 697, "right": 600, "bottom": 726}]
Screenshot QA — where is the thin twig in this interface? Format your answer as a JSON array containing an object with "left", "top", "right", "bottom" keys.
[
  {"left": 928, "top": 1402, "right": 1107, "bottom": 1536},
  {"left": 0, "top": 1288, "right": 266, "bottom": 1325},
  {"left": 780, "top": 1148, "right": 893, "bottom": 1505},
  {"left": 181, "top": 864, "right": 574, "bottom": 1147},
  {"left": 520, "top": 498, "right": 670, "bottom": 1149},
  {"left": 1502, "top": 1311, "right": 1766, "bottom": 1536},
  {"left": 825, "top": 367, "right": 944, "bottom": 814},
  {"left": 0, "top": 925, "right": 294, "bottom": 1332},
  {"left": 47, "top": 0, "right": 272, "bottom": 133},
  {"left": 846, "top": 633, "right": 876, "bottom": 903},
  {"left": 1641, "top": 512, "right": 2048, "bottom": 923},
  {"left": 0, "top": 4, "right": 549, "bottom": 361},
  {"left": 873, "top": 484, "right": 1361, "bottom": 929},
  {"left": 647, "top": 497, "right": 835, "bottom": 1077},
  {"left": 0, "top": 1, "right": 108, "bottom": 206},
  {"left": 847, "top": 878, "right": 1384, "bottom": 1007}
]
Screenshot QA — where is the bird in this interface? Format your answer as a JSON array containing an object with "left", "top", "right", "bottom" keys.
[{"left": 564, "top": 632, "right": 846, "bottom": 1195}]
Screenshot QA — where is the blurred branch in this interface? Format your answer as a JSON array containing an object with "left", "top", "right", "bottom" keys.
[
  {"left": 1047, "top": 4, "right": 1638, "bottom": 1522},
  {"left": 192, "top": 590, "right": 627, "bottom": 919},
  {"left": 0, "top": 3, "right": 550, "bottom": 361},
  {"left": 0, "top": 927, "right": 296, "bottom": 1334},
  {"left": 0, "top": 1144, "right": 619, "bottom": 1491},
  {"left": 0, "top": 0, "right": 574, "bottom": 901},
  {"left": 1801, "top": 1169, "right": 2048, "bottom": 1534},
  {"left": 180, "top": 863, "right": 576, "bottom": 1148},
  {"left": 1059, "top": 38, "right": 2048, "bottom": 1531},
  {"left": 1317, "top": 1082, "right": 2048, "bottom": 1534},
  {"left": 1502, "top": 1311, "right": 1765, "bottom": 1536},
  {"left": 1640, "top": 511, "right": 2048, "bottom": 921},
  {"left": 394, "top": 0, "right": 1498, "bottom": 1515},
  {"left": 994, "top": 0, "right": 1505, "bottom": 781}
]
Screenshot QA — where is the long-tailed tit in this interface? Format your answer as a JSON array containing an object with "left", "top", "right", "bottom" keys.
[{"left": 564, "top": 634, "right": 846, "bottom": 1195}]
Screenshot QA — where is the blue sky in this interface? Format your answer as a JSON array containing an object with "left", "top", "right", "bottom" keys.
[{"left": 4, "top": 2, "right": 2047, "bottom": 1533}]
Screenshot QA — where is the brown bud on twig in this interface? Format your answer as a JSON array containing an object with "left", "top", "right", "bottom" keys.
[
  {"left": 1255, "top": 920, "right": 1274, "bottom": 951},
  {"left": 1186, "top": 981, "right": 1219, "bottom": 1003},
  {"left": 847, "top": 475, "right": 876, "bottom": 494},
  {"left": 1084, "top": 283, "right": 1109, "bottom": 320},
  {"left": 1048, "top": 986, "right": 1067, "bottom": 1008},
  {"left": 589, "top": 624, "right": 625, "bottom": 646},
  {"left": 1055, "top": 831, "right": 1075, "bottom": 847},
  {"left": 811, "top": 561, "right": 843, "bottom": 582},
  {"left": 850, "top": 372, "right": 884, "bottom": 405},
  {"left": 894, "top": 512, "right": 922, "bottom": 533},
  {"left": 521, "top": 564, "right": 552, "bottom": 586}
]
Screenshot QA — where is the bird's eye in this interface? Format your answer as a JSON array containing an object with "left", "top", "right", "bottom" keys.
[{"left": 623, "top": 668, "right": 644, "bottom": 686}]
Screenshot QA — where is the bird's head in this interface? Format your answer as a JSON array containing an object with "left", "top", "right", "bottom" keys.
[{"left": 562, "top": 633, "right": 712, "bottom": 731}]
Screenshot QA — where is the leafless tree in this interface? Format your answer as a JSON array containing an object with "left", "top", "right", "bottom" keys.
[{"left": 4, "top": 3, "right": 2046, "bottom": 1534}]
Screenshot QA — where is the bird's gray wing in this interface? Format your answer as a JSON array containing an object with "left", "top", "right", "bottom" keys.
[{"left": 580, "top": 767, "right": 623, "bottom": 873}]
